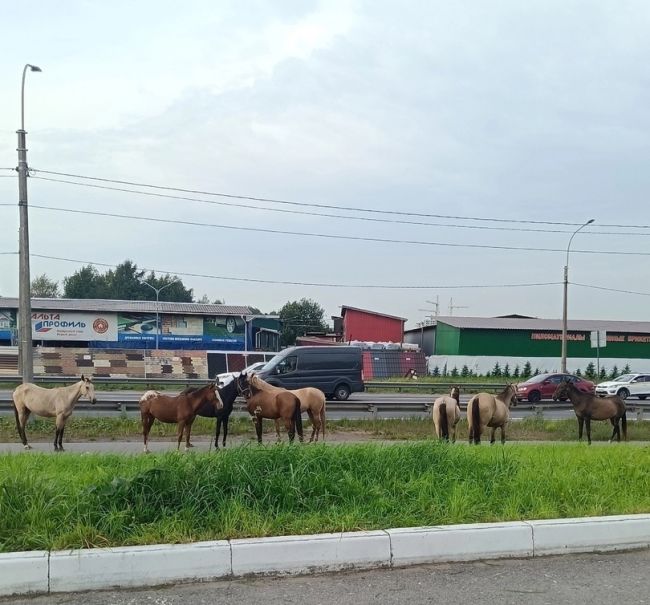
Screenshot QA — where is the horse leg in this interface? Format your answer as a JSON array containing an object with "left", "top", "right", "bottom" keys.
[
  {"left": 609, "top": 418, "right": 618, "bottom": 443},
  {"left": 176, "top": 421, "right": 186, "bottom": 451},
  {"left": 577, "top": 416, "right": 584, "bottom": 441},
  {"left": 307, "top": 410, "right": 317, "bottom": 443},
  {"left": 285, "top": 417, "right": 295, "bottom": 443},
  {"left": 142, "top": 413, "right": 154, "bottom": 453},
  {"left": 254, "top": 415, "right": 263, "bottom": 444},
  {"left": 184, "top": 417, "right": 196, "bottom": 451},
  {"left": 585, "top": 416, "right": 592, "bottom": 445},
  {"left": 17, "top": 408, "right": 31, "bottom": 449},
  {"left": 214, "top": 417, "right": 222, "bottom": 449},
  {"left": 54, "top": 414, "right": 68, "bottom": 451},
  {"left": 489, "top": 426, "right": 496, "bottom": 445},
  {"left": 500, "top": 425, "right": 506, "bottom": 445},
  {"left": 222, "top": 416, "right": 230, "bottom": 448}
]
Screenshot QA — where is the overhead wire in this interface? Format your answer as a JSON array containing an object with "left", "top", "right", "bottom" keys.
[
  {"left": 30, "top": 168, "right": 649, "bottom": 230},
  {"left": 28, "top": 175, "right": 650, "bottom": 237},
  {"left": 572, "top": 283, "right": 650, "bottom": 297},
  {"left": 25, "top": 204, "right": 650, "bottom": 256}
]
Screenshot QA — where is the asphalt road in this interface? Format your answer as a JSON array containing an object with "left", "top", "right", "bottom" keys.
[{"left": 6, "top": 550, "right": 650, "bottom": 604}]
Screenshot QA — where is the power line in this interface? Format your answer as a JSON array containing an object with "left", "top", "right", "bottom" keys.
[
  {"left": 30, "top": 168, "right": 648, "bottom": 230},
  {"left": 0, "top": 251, "right": 17, "bottom": 255},
  {"left": 572, "top": 283, "right": 650, "bottom": 297},
  {"left": 26, "top": 204, "right": 650, "bottom": 256},
  {"left": 29, "top": 252, "right": 561, "bottom": 290},
  {"left": 28, "top": 175, "right": 650, "bottom": 237}
]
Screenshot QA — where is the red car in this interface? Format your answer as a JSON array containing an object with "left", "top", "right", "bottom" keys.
[{"left": 516, "top": 373, "right": 595, "bottom": 403}]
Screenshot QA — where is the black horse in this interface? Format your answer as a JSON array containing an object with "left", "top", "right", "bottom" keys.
[{"left": 184, "top": 378, "right": 240, "bottom": 449}]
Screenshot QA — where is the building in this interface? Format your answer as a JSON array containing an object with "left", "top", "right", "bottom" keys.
[
  {"left": 0, "top": 298, "right": 280, "bottom": 351},
  {"left": 339, "top": 306, "right": 406, "bottom": 343},
  {"left": 411, "top": 315, "right": 650, "bottom": 374}
]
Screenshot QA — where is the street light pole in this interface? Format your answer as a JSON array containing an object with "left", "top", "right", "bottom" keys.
[
  {"left": 561, "top": 218, "right": 594, "bottom": 373},
  {"left": 140, "top": 280, "right": 181, "bottom": 349},
  {"left": 17, "top": 63, "right": 42, "bottom": 383}
]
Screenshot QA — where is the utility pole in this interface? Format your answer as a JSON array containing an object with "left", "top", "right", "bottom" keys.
[
  {"left": 140, "top": 279, "right": 181, "bottom": 349},
  {"left": 17, "top": 64, "right": 41, "bottom": 383}
]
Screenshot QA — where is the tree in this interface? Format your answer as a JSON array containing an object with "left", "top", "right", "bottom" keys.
[
  {"left": 31, "top": 274, "right": 60, "bottom": 298},
  {"left": 492, "top": 361, "right": 502, "bottom": 377},
  {"left": 63, "top": 261, "right": 193, "bottom": 302},
  {"left": 522, "top": 361, "right": 532, "bottom": 378},
  {"left": 585, "top": 362, "right": 596, "bottom": 379},
  {"left": 461, "top": 365, "right": 469, "bottom": 378},
  {"left": 513, "top": 365, "right": 520, "bottom": 379},
  {"left": 575, "top": 368, "right": 582, "bottom": 377},
  {"left": 450, "top": 366, "right": 459, "bottom": 377},
  {"left": 599, "top": 366, "right": 607, "bottom": 380},
  {"left": 278, "top": 298, "right": 328, "bottom": 346},
  {"left": 609, "top": 365, "right": 619, "bottom": 379},
  {"left": 431, "top": 366, "right": 440, "bottom": 377},
  {"left": 622, "top": 364, "right": 631, "bottom": 374},
  {"left": 503, "top": 363, "right": 510, "bottom": 378}
]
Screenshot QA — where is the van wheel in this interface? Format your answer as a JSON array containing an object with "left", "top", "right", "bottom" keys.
[{"left": 334, "top": 384, "right": 351, "bottom": 401}]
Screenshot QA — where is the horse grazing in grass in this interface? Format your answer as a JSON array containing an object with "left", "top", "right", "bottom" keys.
[
  {"left": 432, "top": 386, "right": 461, "bottom": 442},
  {"left": 467, "top": 384, "right": 517, "bottom": 445},
  {"left": 249, "top": 373, "right": 326, "bottom": 442},
  {"left": 191, "top": 376, "right": 240, "bottom": 449},
  {"left": 553, "top": 380, "right": 627, "bottom": 445},
  {"left": 236, "top": 373, "right": 303, "bottom": 444},
  {"left": 139, "top": 383, "right": 223, "bottom": 453},
  {"left": 12, "top": 375, "right": 97, "bottom": 451}
]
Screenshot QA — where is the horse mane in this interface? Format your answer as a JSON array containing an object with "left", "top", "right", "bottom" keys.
[
  {"left": 497, "top": 384, "right": 514, "bottom": 401},
  {"left": 181, "top": 386, "right": 198, "bottom": 395},
  {"left": 249, "top": 374, "right": 275, "bottom": 392}
]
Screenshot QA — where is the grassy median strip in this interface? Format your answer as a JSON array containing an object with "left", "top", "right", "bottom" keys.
[
  {"left": 2, "top": 415, "right": 650, "bottom": 443},
  {"left": 1, "top": 442, "right": 649, "bottom": 552}
]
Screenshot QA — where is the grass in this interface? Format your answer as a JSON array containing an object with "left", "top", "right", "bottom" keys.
[
  {"left": 2, "top": 414, "right": 650, "bottom": 443},
  {"left": 0, "top": 442, "right": 649, "bottom": 553}
]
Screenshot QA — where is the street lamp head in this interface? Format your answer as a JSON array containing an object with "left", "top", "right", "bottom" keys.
[
  {"left": 27, "top": 65, "right": 42, "bottom": 72},
  {"left": 587, "top": 219, "right": 594, "bottom": 225}
]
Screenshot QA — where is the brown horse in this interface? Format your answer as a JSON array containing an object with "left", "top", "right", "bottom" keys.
[
  {"left": 467, "top": 384, "right": 517, "bottom": 445},
  {"left": 432, "top": 386, "right": 461, "bottom": 442},
  {"left": 139, "top": 383, "right": 223, "bottom": 453},
  {"left": 236, "top": 373, "right": 303, "bottom": 444},
  {"left": 249, "top": 374, "right": 327, "bottom": 442},
  {"left": 553, "top": 380, "right": 627, "bottom": 444}
]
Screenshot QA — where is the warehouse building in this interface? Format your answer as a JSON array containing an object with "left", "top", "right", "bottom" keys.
[{"left": 405, "top": 315, "right": 650, "bottom": 374}]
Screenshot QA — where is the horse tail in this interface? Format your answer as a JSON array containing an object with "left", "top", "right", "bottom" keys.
[
  {"left": 293, "top": 395, "right": 303, "bottom": 442},
  {"left": 439, "top": 402, "right": 449, "bottom": 440},
  {"left": 621, "top": 410, "right": 627, "bottom": 441},
  {"left": 320, "top": 398, "right": 326, "bottom": 441},
  {"left": 468, "top": 395, "right": 481, "bottom": 444}
]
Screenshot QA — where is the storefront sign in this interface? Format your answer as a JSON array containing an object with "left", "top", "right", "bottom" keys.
[{"left": 32, "top": 311, "right": 118, "bottom": 341}]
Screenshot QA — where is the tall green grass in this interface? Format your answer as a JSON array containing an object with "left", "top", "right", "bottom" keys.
[{"left": 1, "top": 443, "right": 649, "bottom": 553}]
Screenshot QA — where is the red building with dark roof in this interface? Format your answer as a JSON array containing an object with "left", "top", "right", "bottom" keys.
[{"left": 340, "top": 306, "right": 406, "bottom": 343}]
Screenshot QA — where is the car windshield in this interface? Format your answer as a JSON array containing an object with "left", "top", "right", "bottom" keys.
[
  {"left": 613, "top": 374, "right": 635, "bottom": 382},
  {"left": 524, "top": 374, "right": 550, "bottom": 384}
]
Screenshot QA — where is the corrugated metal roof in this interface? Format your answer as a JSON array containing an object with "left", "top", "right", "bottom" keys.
[
  {"left": 0, "top": 297, "right": 253, "bottom": 316},
  {"left": 341, "top": 305, "right": 407, "bottom": 322},
  {"left": 435, "top": 315, "right": 650, "bottom": 334}
]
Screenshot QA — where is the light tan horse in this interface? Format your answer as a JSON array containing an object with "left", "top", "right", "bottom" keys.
[
  {"left": 236, "top": 373, "right": 303, "bottom": 444},
  {"left": 432, "top": 386, "right": 461, "bottom": 442},
  {"left": 467, "top": 384, "right": 517, "bottom": 445},
  {"left": 250, "top": 373, "right": 327, "bottom": 443},
  {"left": 12, "top": 375, "right": 97, "bottom": 451},
  {"left": 139, "top": 383, "right": 223, "bottom": 453}
]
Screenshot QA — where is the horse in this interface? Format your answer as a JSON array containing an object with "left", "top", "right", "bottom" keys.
[
  {"left": 139, "top": 383, "right": 223, "bottom": 453},
  {"left": 190, "top": 376, "right": 240, "bottom": 449},
  {"left": 236, "top": 373, "right": 303, "bottom": 444},
  {"left": 432, "top": 386, "right": 461, "bottom": 442},
  {"left": 553, "top": 380, "right": 627, "bottom": 444},
  {"left": 12, "top": 375, "right": 97, "bottom": 451},
  {"left": 249, "top": 373, "right": 326, "bottom": 442},
  {"left": 467, "top": 384, "right": 517, "bottom": 445}
]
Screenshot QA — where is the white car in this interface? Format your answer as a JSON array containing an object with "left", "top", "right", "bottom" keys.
[
  {"left": 216, "top": 361, "right": 267, "bottom": 384},
  {"left": 595, "top": 374, "right": 650, "bottom": 400}
]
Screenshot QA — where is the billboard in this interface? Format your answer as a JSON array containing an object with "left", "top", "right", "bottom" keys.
[
  {"left": 0, "top": 310, "right": 16, "bottom": 341},
  {"left": 117, "top": 313, "right": 246, "bottom": 345},
  {"left": 31, "top": 311, "right": 118, "bottom": 341}
]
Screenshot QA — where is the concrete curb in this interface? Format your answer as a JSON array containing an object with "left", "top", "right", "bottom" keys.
[{"left": 2, "top": 514, "right": 650, "bottom": 597}]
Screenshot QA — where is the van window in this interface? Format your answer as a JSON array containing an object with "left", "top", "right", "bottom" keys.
[{"left": 276, "top": 355, "right": 297, "bottom": 374}]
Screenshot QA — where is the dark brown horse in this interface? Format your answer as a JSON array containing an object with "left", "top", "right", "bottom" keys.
[
  {"left": 553, "top": 381, "right": 627, "bottom": 444},
  {"left": 139, "top": 383, "right": 223, "bottom": 453},
  {"left": 236, "top": 373, "right": 303, "bottom": 444}
]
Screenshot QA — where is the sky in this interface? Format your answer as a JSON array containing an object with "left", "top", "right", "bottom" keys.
[{"left": 0, "top": 0, "right": 649, "bottom": 329}]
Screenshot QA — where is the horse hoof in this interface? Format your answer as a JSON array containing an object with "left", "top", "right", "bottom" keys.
[
  {"left": 186, "top": 443, "right": 195, "bottom": 448},
  {"left": 24, "top": 444, "right": 32, "bottom": 450}
]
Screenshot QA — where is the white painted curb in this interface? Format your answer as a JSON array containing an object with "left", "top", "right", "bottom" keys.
[
  {"left": 387, "top": 521, "right": 533, "bottom": 565},
  {"left": 529, "top": 514, "right": 650, "bottom": 556},
  {"left": 49, "top": 541, "right": 231, "bottom": 593},
  {"left": 2, "top": 515, "right": 650, "bottom": 597},
  {"left": 231, "top": 530, "right": 390, "bottom": 576}
]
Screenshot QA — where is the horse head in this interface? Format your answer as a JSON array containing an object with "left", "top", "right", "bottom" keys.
[
  {"left": 450, "top": 386, "right": 460, "bottom": 402},
  {"left": 80, "top": 375, "right": 97, "bottom": 404},
  {"left": 236, "top": 372, "right": 252, "bottom": 398},
  {"left": 553, "top": 380, "right": 571, "bottom": 401},
  {"left": 206, "top": 382, "right": 224, "bottom": 411}
]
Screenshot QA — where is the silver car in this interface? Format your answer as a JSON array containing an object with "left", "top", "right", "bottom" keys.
[{"left": 595, "top": 374, "right": 650, "bottom": 400}]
